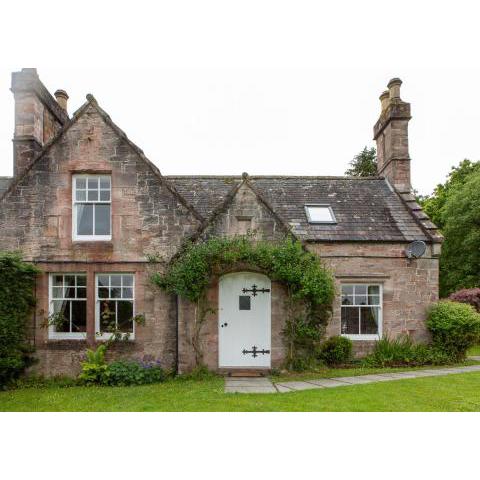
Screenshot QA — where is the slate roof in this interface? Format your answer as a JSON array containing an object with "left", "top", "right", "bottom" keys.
[{"left": 168, "top": 175, "right": 438, "bottom": 243}]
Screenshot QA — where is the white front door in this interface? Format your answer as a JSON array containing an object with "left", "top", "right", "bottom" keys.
[{"left": 218, "top": 272, "right": 271, "bottom": 368}]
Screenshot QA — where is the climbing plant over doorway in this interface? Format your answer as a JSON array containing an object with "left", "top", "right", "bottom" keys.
[{"left": 152, "top": 236, "right": 335, "bottom": 369}]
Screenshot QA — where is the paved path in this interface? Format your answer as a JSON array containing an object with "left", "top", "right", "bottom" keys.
[{"left": 224, "top": 364, "right": 480, "bottom": 394}]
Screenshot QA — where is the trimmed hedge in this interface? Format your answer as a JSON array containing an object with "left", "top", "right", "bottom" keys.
[
  {"left": 319, "top": 336, "right": 352, "bottom": 366},
  {"left": 427, "top": 301, "right": 480, "bottom": 360},
  {"left": 0, "top": 253, "right": 39, "bottom": 387}
]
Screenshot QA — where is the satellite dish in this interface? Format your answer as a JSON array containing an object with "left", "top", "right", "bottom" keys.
[{"left": 405, "top": 240, "right": 426, "bottom": 259}]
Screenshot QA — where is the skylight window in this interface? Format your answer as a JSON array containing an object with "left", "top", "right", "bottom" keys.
[{"left": 305, "top": 205, "right": 336, "bottom": 224}]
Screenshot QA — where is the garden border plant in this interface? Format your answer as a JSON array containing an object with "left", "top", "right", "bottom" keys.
[{"left": 152, "top": 235, "right": 336, "bottom": 370}]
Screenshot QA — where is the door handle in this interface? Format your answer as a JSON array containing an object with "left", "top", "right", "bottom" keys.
[{"left": 221, "top": 322, "right": 228, "bottom": 328}]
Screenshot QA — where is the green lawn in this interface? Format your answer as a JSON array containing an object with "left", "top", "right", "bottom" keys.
[
  {"left": 2, "top": 372, "right": 480, "bottom": 411},
  {"left": 468, "top": 345, "right": 480, "bottom": 356}
]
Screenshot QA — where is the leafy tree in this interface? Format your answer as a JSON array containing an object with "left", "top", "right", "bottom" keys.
[
  {"left": 420, "top": 159, "right": 480, "bottom": 229},
  {"left": 440, "top": 169, "right": 480, "bottom": 296},
  {"left": 345, "top": 147, "right": 377, "bottom": 177}
]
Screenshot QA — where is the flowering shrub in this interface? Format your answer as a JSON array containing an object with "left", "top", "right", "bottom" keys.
[
  {"left": 78, "top": 344, "right": 166, "bottom": 386},
  {"left": 103, "top": 360, "right": 165, "bottom": 386},
  {"left": 449, "top": 288, "right": 480, "bottom": 313}
]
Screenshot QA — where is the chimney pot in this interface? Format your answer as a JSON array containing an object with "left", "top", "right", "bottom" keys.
[
  {"left": 54, "top": 89, "right": 69, "bottom": 112},
  {"left": 379, "top": 90, "right": 390, "bottom": 112},
  {"left": 387, "top": 77, "right": 402, "bottom": 99}
]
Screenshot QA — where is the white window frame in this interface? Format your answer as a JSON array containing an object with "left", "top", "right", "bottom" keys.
[
  {"left": 72, "top": 174, "right": 112, "bottom": 241},
  {"left": 304, "top": 204, "right": 337, "bottom": 224},
  {"left": 95, "top": 273, "right": 135, "bottom": 341},
  {"left": 340, "top": 283, "right": 383, "bottom": 341},
  {"left": 48, "top": 273, "right": 87, "bottom": 340}
]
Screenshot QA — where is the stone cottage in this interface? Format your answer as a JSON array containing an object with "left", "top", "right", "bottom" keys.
[{"left": 0, "top": 68, "right": 442, "bottom": 376}]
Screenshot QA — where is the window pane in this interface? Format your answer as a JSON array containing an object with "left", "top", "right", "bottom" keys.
[
  {"left": 111, "top": 276, "right": 121, "bottom": 287},
  {"left": 76, "top": 178, "right": 86, "bottom": 189},
  {"left": 100, "top": 177, "right": 111, "bottom": 189},
  {"left": 65, "top": 275, "right": 76, "bottom": 287},
  {"left": 98, "top": 275, "right": 109, "bottom": 287},
  {"left": 306, "top": 206, "right": 334, "bottom": 222},
  {"left": 77, "top": 204, "right": 93, "bottom": 235},
  {"left": 52, "top": 286, "right": 63, "bottom": 299},
  {"left": 355, "top": 294, "right": 368, "bottom": 306},
  {"left": 110, "top": 287, "right": 121, "bottom": 299},
  {"left": 341, "top": 307, "right": 359, "bottom": 334},
  {"left": 368, "top": 285, "right": 379, "bottom": 295},
  {"left": 122, "top": 275, "right": 133, "bottom": 287},
  {"left": 341, "top": 294, "right": 353, "bottom": 305},
  {"left": 99, "top": 300, "right": 116, "bottom": 332},
  {"left": 94, "top": 205, "right": 110, "bottom": 235},
  {"left": 122, "top": 287, "right": 133, "bottom": 299},
  {"left": 76, "top": 275, "right": 86, "bottom": 286},
  {"left": 368, "top": 295, "right": 380, "bottom": 305},
  {"left": 87, "top": 178, "right": 98, "bottom": 190},
  {"left": 239, "top": 295, "right": 251, "bottom": 310},
  {"left": 53, "top": 300, "right": 70, "bottom": 332},
  {"left": 65, "top": 287, "right": 76, "bottom": 299},
  {"left": 99, "top": 190, "right": 110, "bottom": 201},
  {"left": 355, "top": 285, "right": 367, "bottom": 295},
  {"left": 98, "top": 287, "right": 109, "bottom": 299},
  {"left": 76, "top": 190, "right": 86, "bottom": 201},
  {"left": 360, "top": 307, "right": 379, "bottom": 335},
  {"left": 77, "top": 287, "right": 87, "bottom": 298},
  {"left": 87, "top": 190, "right": 98, "bottom": 201},
  {"left": 71, "top": 301, "right": 87, "bottom": 332},
  {"left": 341, "top": 285, "right": 354, "bottom": 295},
  {"left": 53, "top": 275, "right": 63, "bottom": 287},
  {"left": 117, "top": 301, "right": 133, "bottom": 333}
]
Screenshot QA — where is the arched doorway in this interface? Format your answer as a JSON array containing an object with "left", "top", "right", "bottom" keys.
[{"left": 218, "top": 272, "right": 271, "bottom": 368}]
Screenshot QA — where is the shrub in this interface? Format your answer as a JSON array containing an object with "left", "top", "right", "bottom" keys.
[
  {"left": 103, "top": 360, "right": 165, "bottom": 386},
  {"left": 362, "top": 335, "right": 455, "bottom": 368},
  {"left": 0, "top": 252, "right": 39, "bottom": 387},
  {"left": 78, "top": 345, "right": 108, "bottom": 385},
  {"left": 177, "top": 365, "right": 217, "bottom": 381},
  {"left": 427, "top": 301, "right": 480, "bottom": 360},
  {"left": 449, "top": 288, "right": 480, "bottom": 313},
  {"left": 319, "top": 336, "right": 352, "bottom": 366}
]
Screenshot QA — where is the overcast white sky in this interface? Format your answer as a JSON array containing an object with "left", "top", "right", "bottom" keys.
[{"left": 1, "top": 1, "right": 479, "bottom": 195}]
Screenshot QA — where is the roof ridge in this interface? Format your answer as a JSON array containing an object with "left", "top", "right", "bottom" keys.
[{"left": 167, "top": 175, "right": 385, "bottom": 180}]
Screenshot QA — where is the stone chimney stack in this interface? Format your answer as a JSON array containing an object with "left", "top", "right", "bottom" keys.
[
  {"left": 54, "top": 89, "right": 69, "bottom": 113},
  {"left": 373, "top": 77, "right": 412, "bottom": 192},
  {"left": 11, "top": 68, "right": 69, "bottom": 177}
]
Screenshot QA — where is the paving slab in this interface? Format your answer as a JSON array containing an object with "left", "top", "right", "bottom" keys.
[
  {"left": 468, "top": 356, "right": 480, "bottom": 361},
  {"left": 226, "top": 380, "right": 273, "bottom": 387},
  {"left": 334, "top": 376, "right": 375, "bottom": 384},
  {"left": 275, "top": 381, "right": 323, "bottom": 391},
  {"left": 379, "top": 372, "right": 422, "bottom": 379},
  {"left": 225, "top": 385, "right": 277, "bottom": 393},
  {"left": 224, "top": 377, "right": 277, "bottom": 393},
  {"left": 357, "top": 374, "right": 396, "bottom": 382},
  {"left": 275, "top": 385, "right": 295, "bottom": 393},
  {"left": 306, "top": 378, "right": 352, "bottom": 388}
]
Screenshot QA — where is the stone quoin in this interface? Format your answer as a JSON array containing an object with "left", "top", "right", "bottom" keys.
[{"left": 0, "top": 68, "right": 442, "bottom": 376}]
